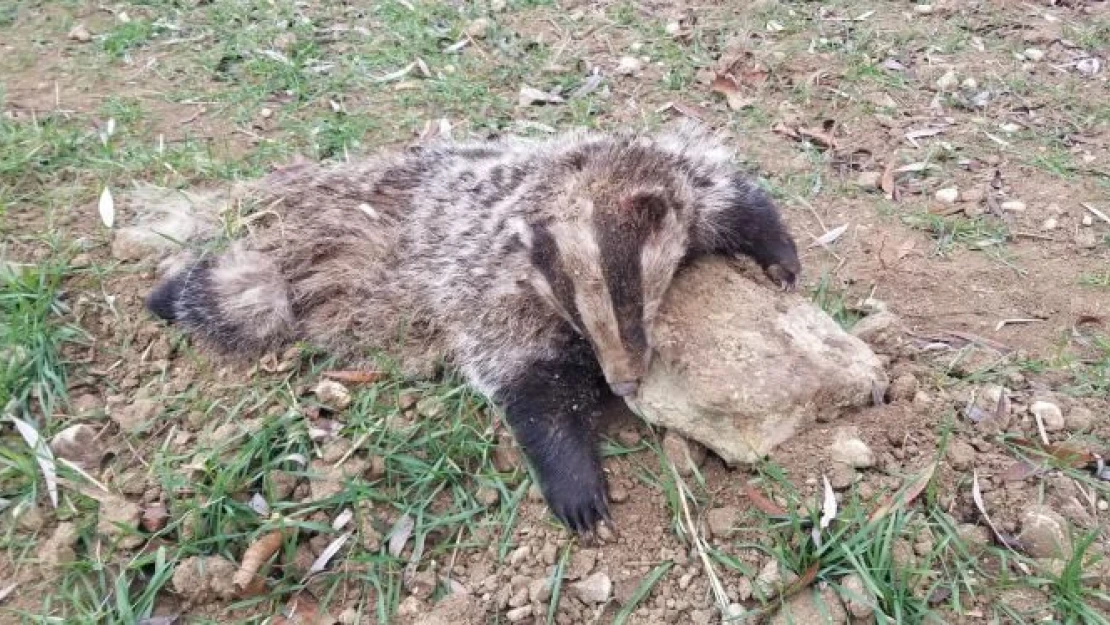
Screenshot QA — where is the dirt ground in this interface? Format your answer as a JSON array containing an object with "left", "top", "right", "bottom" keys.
[{"left": 1, "top": 1, "right": 1109, "bottom": 624}]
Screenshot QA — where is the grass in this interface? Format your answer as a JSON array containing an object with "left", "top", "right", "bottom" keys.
[{"left": 2, "top": 0, "right": 1110, "bottom": 623}]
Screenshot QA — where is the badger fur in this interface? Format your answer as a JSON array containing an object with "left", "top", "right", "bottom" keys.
[{"left": 146, "top": 121, "right": 801, "bottom": 534}]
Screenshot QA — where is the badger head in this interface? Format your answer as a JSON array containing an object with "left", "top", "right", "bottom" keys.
[{"left": 519, "top": 184, "right": 691, "bottom": 399}]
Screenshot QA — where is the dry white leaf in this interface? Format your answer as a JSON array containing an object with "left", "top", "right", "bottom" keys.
[
  {"left": 306, "top": 531, "right": 351, "bottom": 578},
  {"left": 371, "top": 62, "right": 416, "bottom": 83},
  {"left": 99, "top": 186, "right": 115, "bottom": 228},
  {"left": 248, "top": 492, "right": 270, "bottom": 516},
  {"left": 10, "top": 416, "right": 59, "bottom": 508},
  {"left": 387, "top": 513, "right": 415, "bottom": 557},
  {"left": 332, "top": 508, "right": 354, "bottom": 530},
  {"left": 443, "top": 38, "right": 469, "bottom": 54},
  {"left": 0, "top": 583, "right": 16, "bottom": 604},
  {"left": 810, "top": 223, "right": 849, "bottom": 248},
  {"left": 819, "top": 475, "right": 837, "bottom": 530}
]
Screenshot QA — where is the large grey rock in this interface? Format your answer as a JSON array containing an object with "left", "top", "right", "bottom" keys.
[
  {"left": 629, "top": 258, "right": 888, "bottom": 465},
  {"left": 111, "top": 184, "right": 224, "bottom": 261}
]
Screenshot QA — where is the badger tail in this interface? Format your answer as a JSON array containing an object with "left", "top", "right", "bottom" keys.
[{"left": 145, "top": 243, "right": 295, "bottom": 355}]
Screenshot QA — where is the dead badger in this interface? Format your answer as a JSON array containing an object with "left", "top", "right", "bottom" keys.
[{"left": 146, "top": 121, "right": 800, "bottom": 535}]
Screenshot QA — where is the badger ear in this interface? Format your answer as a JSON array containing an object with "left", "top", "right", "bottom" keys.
[{"left": 617, "top": 190, "right": 671, "bottom": 230}]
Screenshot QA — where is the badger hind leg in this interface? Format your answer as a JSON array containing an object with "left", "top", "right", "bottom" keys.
[
  {"left": 497, "top": 349, "right": 612, "bottom": 536},
  {"left": 145, "top": 243, "right": 295, "bottom": 355}
]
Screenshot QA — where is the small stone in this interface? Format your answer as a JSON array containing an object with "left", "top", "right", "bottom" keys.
[
  {"left": 313, "top": 380, "right": 352, "bottom": 410},
  {"left": 68, "top": 23, "right": 92, "bottom": 42},
  {"left": 508, "top": 545, "right": 531, "bottom": 567},
  {"left": 1000, "top": 200, "right": 1026, "bottom": 212},
  {"left": 1019, "top": 506, "right": 1071, "bottom": 559},
  {"left": 1076, "top": 57, "right": 1101, "bottom": 77},
  {"left": 1082, "top": 214, "right": 1095, "bottom": 226},
  {"left": 1098, "top": 500, "right": 1109, "bottom": 512},
  {"left": 616, "top": 429, "right": 641, "bottom": 446},
  {"left": 935, "top": 187, "right": 959, "bottom": 204},
  {"left": 946, "top": 440, "right": 976, "bottom": 471},
  {"left": 465, "top": 17, "right": 491, "bottom": 39},
  {"left": 855, "top": 171, "right": 881, "bottom": 189},
  {"left": 960, "top": 186, "right": 985, "bottom": 205},
  {"left": 140, "top": 502, "right": 169, "bottom": 533},
  {"left": 829, "top": 427, "right": 874, "bottom": 468},
  {"left": 39, "top": 522, "right": 79, "bottom": 567},
  {"left": 568, "top": 548, "right": 597, "bottom": 580},
  {"left": 936, "top": 70, "right": 958, "bottom": 91},
  {"left": 529, "top": 577, "right": 552, "bottom": 603},
  {"left": 827, "top": 463, "right": 857, "bottom": 490},
  {"left": 706, "top": 506, "right": 740, "bottom": 539},
  {"left": 770, "top": 586, "right": 848, "bottom": 625},
  {"left": 1065, "top": 406, "right": 1093, "bottom": 431},
  {"left": 98, "top": 496, "right": 143, "bottom": 549},
  {"left": 662, "top": 432, "right": 706, "bottom": 476},
  {"left": 571, "top": 572, "right": 612, "bottom": 604},
  {"left": 259, "top": 107, "right": 273, "bottom": 119},
  {"left": 506, "top": 606, "right": 532, "bottom": 622},
  {"left": 1023, "top": 48, "right": 1045, "bottom": 62},
  {"left": 887, "top": 373, "right": 919, "bottom": 403},
  {"left": 914, "top": 4, "right": 934, "bottom": 14},
  {"left": 608, "top": 484, "right": 629, "bottom": 503},
  {"left": 1042, "top": 217, "right": 1058, "bottom": 230},
  {"left": 476, "top": 486, "right": 500, "bottom": 507},
  {"left": 1030, "top": 401, "right": 1065, "bottom": 431},
  {"left": 961, "top": 77, "right": 978, "bottom": 91},
  {"left": 406, "top": 569, "right": 437, "bottom": 600},
  {"left": 110, "top": 396, "right": 159, "bottom": 433},
  {"left": 539, "top": 542, "right": 558, "bottom": 565},
  {"left": 754, "top": 560, "right": 797, "bottom": 600},
  {"left": 616, "top": 56, "right": 643, "bottom": 76},
  {"left": 840, "top": 573, "right": 873, "bottom": 619}
]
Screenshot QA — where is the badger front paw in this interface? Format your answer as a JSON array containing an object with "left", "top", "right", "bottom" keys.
[
  {"left": 538, "top": 464, "right": 611, "bottom": 535},
  {"left": 764, "top": 261, "right": 799, "bottom": 291}
]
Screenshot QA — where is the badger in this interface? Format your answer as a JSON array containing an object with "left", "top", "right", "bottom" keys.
[{"left": 145, "top": 121, "right": 801, "bottom": 535}]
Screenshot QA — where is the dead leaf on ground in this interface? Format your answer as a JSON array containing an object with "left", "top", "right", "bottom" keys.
[
  {"left": 233, "top": 530, "right": 285, "bottom": 592},
  {"left": 273, "top": 591, "right": 331, "bottom": 625},
  {"left": 810, "top": 223, "right": 849, "bottom": 248},
  {"left": 868, "top": 461, "right": 936, "bottom": 523},
  {"left": 11, "top": 415, "right": 59, "bottom": 508},
  {"left": 304, "top": 532, "right": 351, "bottom": 580},
  {"left": 518, "top": 85, "right": 564, "bottom": 107},
  {"left": 1002, "top": 438, "right": 1098, "bottom": 481},
  {"left": 387, "top": 513, "right": 415, "bottom": 557},
  {"left": 743, "top": 482, "right": 788, "bottom": 517},
  {"left": 880, "top": 155, "right": 899, "bottom": 201},
  {"left": 321, "top": 370, "right": 384, "bottom": 385},
  {"left": 707, "top": 49, "right": 768, "bottom": 111}
]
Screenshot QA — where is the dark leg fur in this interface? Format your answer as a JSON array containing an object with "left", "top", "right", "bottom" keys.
[
  {"left": 696, "top": 176, "right": 801, "bottom": 289},
  {"left": 497, "top": 343, "right": 612, "bottom": 535}
]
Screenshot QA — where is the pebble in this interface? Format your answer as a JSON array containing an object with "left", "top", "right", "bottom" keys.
[
  {"left": 935, "top": 187, "right": 959, "bottom": 204},
  {"left": 571, "top": 572, "right": 612, "bottom": 604},
  {"left": 465, "top": 17, "right": 491, "bottom": 39},
  {"left": 855, "top": 171, "right": 881, "bottom": 189},
  {"left": 1030, "top": 400, "right": 1065, "bottom": 432},
  {"left": 506, "top": 605, "right": 532, "bottom": 622},
  {"left": 1023, "top": 48, "right": 1045, "bottom": 62},
  {"left": 706, "top": 506, "right": 740, "bottom": 539},
  {"left": 1065, "top": 406, "right": 1093, "bottom": 431},
  {"left": 662, "top": 432, "right": 706, "bottom": 476},
  {"left": 935, "top": 70, "right": 958, "bottom": 91},
  {"left": 475, "top": 486, "right": 500, "bottom": 507},
  {"left": 529, "top": 577, "right": 552, "bottom": 603},
  {"left": 1082, "top": 214, "right": 1094, "bottom": 226},
  {"left": 1098, "top": 500, "right": 1108, "bottom": 512},
  {"left": 829, "top": 427, "right": 875, "bottom": 468},
  {"left": 616, "top": 428, "right": 642, "bottom": 446},
  {"left": 616, "top": 56, "right": 643, "bottom": 76},
  {"left": 1042, "top": 217, "right": 1058, "bottom": 230},
  {"left": 1019, "top": 506, "right": 1071, "bottom": 559},
  {"left": 827, "top": 462, "right": 857, "bottom": 490},
  {"left": 1077, "top": 57, "right": 1101, "bottom": 77},
  {"left": 961, "top": 77, "right": 978, "bottom": 91},
  {"left": 508, "top": 545, "right": 531, "bottom": 567},
  {"left": 68, "top": 23, "right": 92, "bottom": 42},
  {"left": 914, "top": 4, "right": 934, "bottom": 14},
  {"left": 960, "top": 186, "right": 985, "bottom": 204},
  {"left": 946, "top": 439, "right": 976, "bottom": 471},
  {"left": 1000, "top": 200, "right": 1026, "bottom": 212},
  {"left": 840, "top": 573, "right": 873, "bottom": 619},
  {"left": 313, "top": 380, "right": 352, "bottom": 410},
  {"left": 568, "top": 548, "right": 597, "bottom": 580},
  {"left": 609, "top": 484, "right": 629, "bottom": 503}
]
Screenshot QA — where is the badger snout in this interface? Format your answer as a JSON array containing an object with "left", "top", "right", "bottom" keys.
[{"left": 609, "top": 380, "right": 640, "bottom": 397}]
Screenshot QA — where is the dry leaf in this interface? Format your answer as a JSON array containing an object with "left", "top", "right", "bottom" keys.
[
  {"left": 321, "top": 370, "right": 384, "bottom": 385},
  {"left": 518, "top": 86, "right": 564, "bottom": 106},
  {"left": 971, "top": 470, "right": 1016, "bottom": 551},
  {"left": 797, "top": 126, "right": 838, "bottom": 149},
  {"left": 10, "top": 416, "right": 58, "bottom": 508},
  {"left": 387, "top": 514, "right": 415, "bottom": 557},
  {"left": 275, "top": 591, "right": 329, "bottom": 625},
  {"left": 371, "top": 62, "right": 416, "bottom": 83},
  {"left": 305, "top": 532, "right": 351, "bottom": 579},
  {"left": 709, "top": 75, "right": 755, "bottom": 110},
  {"left": 332, "top": 508, "right": 353, "bottom": 530},
  {"left": 233, "top": 530, "right": 285, "bottom": 591},
  {"left": 99, "top": 186, "right": 115, "bottom": 228},
  {"left": 810, "top": 223, "right": 849, "bottom": 248},
  {"left": 743, "top": 482, "right": 788, "bottom": 517},
  {"left": 880, "top": 155, "right": 898, "bottom": 201},
  {"left": 868, "top": 462, "right": 936, "bottom": 522},
  {"left": 248, "top": 493, "right": 270, "bottom": 516},
  {"left": 0, "top": 583, "right": 16, "bottom": 604}
]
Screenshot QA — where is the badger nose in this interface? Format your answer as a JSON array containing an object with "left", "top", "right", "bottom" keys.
[{"left": 609, "top": 380, "right": 640, "bottom": 397}]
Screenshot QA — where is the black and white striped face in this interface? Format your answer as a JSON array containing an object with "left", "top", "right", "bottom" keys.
[{"left": 524, "top": 189, "right": 690, "bottom": 398}]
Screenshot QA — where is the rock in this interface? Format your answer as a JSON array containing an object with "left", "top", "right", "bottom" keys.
[
  {"left": 313, "top": 380, "right": 352, "bottom": 410},
  {"left": 406, "top": 569, "right": 437, "bottom": 600},
  {"left": 1030, "top": 401, "right": 1064, "bottom": 432},
  {"left": 1082, "top": 214, "right": 1095, "bottom": 227},
  {"left": 1076, "top": 57, "right": 1101, "bottom": 77},
  {"left": 1000, "top": 200, "right": 1026, "bottom": 212},
  {"left": 946, "top": 439, "right": 976, "bottom": 471},
  {"left": 914, "top": 4, "right": 934, "bottom": 14},
  {"left": 616, "top": 56, "right": 643, "bottom": 76},
  {"left": 770, "top": 586, "right": 848, "bottom": 625},
  {"left": 568, "top": 548, "right": 597, "bottom": 580},
  {"left": 475, "top": 486, "right": 499, "bottom": 507},
  {"left": 956, "top": 523, "right": 992, "bottom": 553},
  {"left": 616, "top": 428, "right": 641, "bottom": 446},
  {"left": 662, "top": 432, "right": 706, "bottom": 476},
  {"left": 529, "top": 577, "right": 552, "bottom": 603},
  {"left": 1042, "top": 217, "right": 1059, "bottom": 230},
  {"left": 961, "top": 77, "right": 978, "bottom": 91},
  {"left": 171, "top": 555, "right": 239, "bottom": 602},
  {"left": 110, "top": 185, "right": 223, "bottom": 261},
  {"left": 935, "top": 188, "right": 959, "bottom": 204},
  {"left": 960, "top": 186, "right": 985, "bottom": 205},
  {"left": 492, "top": 432, "right": 522, "bottom": 472},
  {"left": 887, "top": 373, "right": 919, "bottom": 403},
  {"left": 755, "top": 559, "right": 797, "bottom": 600},
  {"left": 49, "top": 424, "right": 105, "bottom": 470},
  {"left": 395, "top": 593, "right": 485, "bottom": 625},
  {"left": 707, "top": 506, "right": 740, "bottom": 539},
  {"left": 465, "top": 17, "right": 490, "bottom": 39},
  {"left": 827, "top": 463, "right": 857, "bottom": 490},
  {"left": 308, "top": 457, "right": 370, "bottom": 502},
  {"left": 1065, "top": 406, "right": 1094, "bottom": 431},
  {"left": 571, "top": 572, "right": 612, "bottom": 604},
  {"left": 840, "top": 573, "right": 873, "bottom": 619},
  {"left": 39, "top": 522, "right": 79, "bottom": 567},
  {"left": 505, "top": 606, "right": 532, "bottom": 622},
  {"left": 1019, "top": 506, "right": 1071, "bottom": 559},
  {"left": 72, "top": 393, "right": 104, "bottom": 416},
  {"left": 110, "top": 395, "right": 159, "bottom": 433},
  {"left": 855, "top": 171, "right": 881, "bottom": 189},
  {"left": 850, "top": 311, "right": 904, "bottom": 355},
  {"left": 140, "top": 502, "right": 169, "bottom": 533},
  {"left": 97, "top": 495, "right": 143, "bottom": 549},
  {"left": 1023, "top": 48, "right": 1045, "bottom": 62},
  {"left": 68, "top": 23, "right": 92, "bottom": 42},
  {"left": 630, "top": 258, "right": 888, "bottom": 465},
  {"left": 935, "top": 70, "right": 958, "bottom": 91},
  {"left": 829, "top": 427, "right": 874, "bottom": 468}
]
